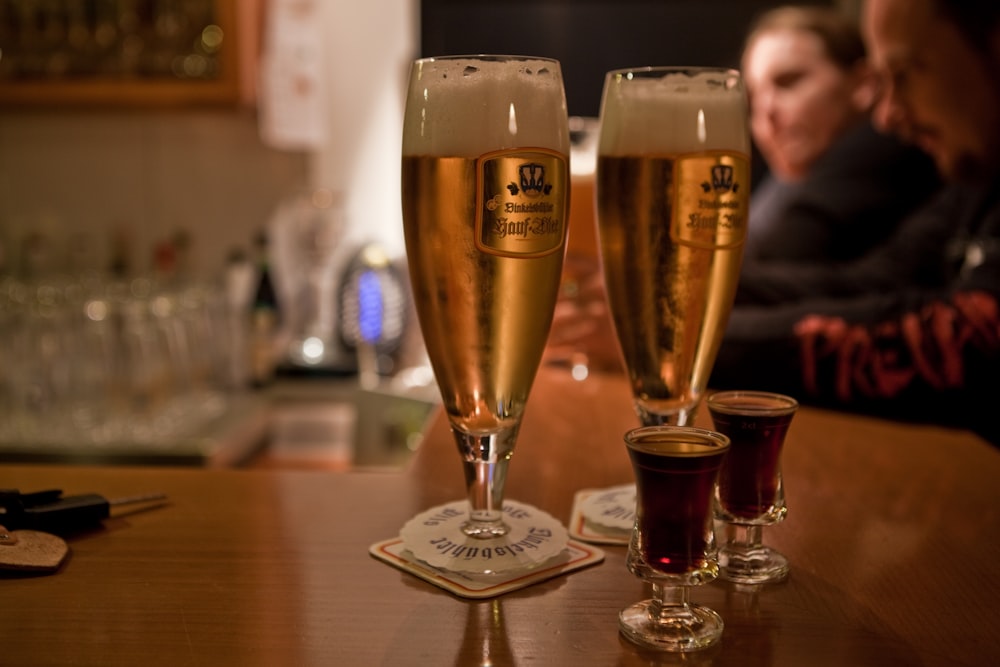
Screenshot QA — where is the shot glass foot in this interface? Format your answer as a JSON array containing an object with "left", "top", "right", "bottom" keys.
[
  {"left": 719, "top": 543, "right": 789, "bottom": 584},
  {"left": 619, "top": 599, "right": 724, "bottom": 652}
]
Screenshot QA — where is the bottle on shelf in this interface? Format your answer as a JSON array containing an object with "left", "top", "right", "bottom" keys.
[
  {"left": 223, "top": 246, "right": 254, "bottom": 389},
  {"left": 108, "top": 224, "right": 133, "bottom": 281},
  {"left": 249, "top": 231, "right": 281, "bottom": 388}
]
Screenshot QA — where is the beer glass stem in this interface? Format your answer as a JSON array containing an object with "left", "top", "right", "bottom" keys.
[
  {"left": 637, "top": 405, "right": 695, "bottom": 427},
  {"left": 452, "top": 427, "right": 517, "bottom": 538}
]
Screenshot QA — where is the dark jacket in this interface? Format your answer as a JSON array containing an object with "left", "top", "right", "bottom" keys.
[
  {"left": 744, "top": 121, "right": 941, "bottom": 265},
  {"left": 713, "top": 172, "right": 1000, "bottom": 445}
]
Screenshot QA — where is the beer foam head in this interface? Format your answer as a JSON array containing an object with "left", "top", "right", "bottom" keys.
[
  {"left": 598, "top": 68, "right": 750, "bottom": 156},
  {"left": 402, "top": 56, "right": 570, "bottom": 157}
]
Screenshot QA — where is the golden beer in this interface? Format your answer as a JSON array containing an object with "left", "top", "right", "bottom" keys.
[
  {"left": 402, "top": 155, "right": 565, "bottom": 434},
  {"left": 597, "top": 68, "right": 750, "bottom": 425},
  {"left": 401, "top": 56, "right": 569, "bottom": 538}
]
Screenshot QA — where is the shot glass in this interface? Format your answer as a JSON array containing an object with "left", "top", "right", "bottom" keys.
[
  {"left": 620, "top": 425, "right": 730, "bottom": 652},
  {"left": 707, "top": 390, "right": 798, "bottom": 584}
]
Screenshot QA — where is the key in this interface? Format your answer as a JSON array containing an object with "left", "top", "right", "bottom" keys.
[{"left": 0, "top": 489, "right": 168, "bottom": 533}]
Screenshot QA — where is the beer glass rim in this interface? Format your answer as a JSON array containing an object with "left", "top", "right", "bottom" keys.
[
  {"left": 414, "top": 54, "right": 561, "bottom": 66},
  {"left": 706, "top": 390, "right": 799, "bottom": 416},
  {"left": 605, "top": 65, "right": 740, "bottom": 77},
  {"left": 624, "top": 425, "right": 730, "bottom": 455}
]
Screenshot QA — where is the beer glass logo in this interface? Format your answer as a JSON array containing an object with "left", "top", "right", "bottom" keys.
[
  {"left": 701, "top": 164, "right": 739, "bottom": 193},
  {"left": 478, "top": 149, "right": 567, "bottom": 257},
  {"left": 505, "top": 163, "right": 553, "bottom": 197},
  {"left": 676, "top": 154, "right": 749, "bottom": 250}
]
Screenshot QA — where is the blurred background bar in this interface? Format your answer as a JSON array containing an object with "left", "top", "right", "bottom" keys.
[{"left": 0, "top": 0, "right": 849, "bottom": 468}]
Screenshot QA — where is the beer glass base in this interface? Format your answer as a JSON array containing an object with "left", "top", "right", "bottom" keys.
[
  {"left": 619, "top": 600, "right": 724, "bottom": 652},
  {"left": 460, "top": 519, "right": 511, "bottom": 539},
  {"left": 719, "top": 544, "right": 789, "bottom": 584}
]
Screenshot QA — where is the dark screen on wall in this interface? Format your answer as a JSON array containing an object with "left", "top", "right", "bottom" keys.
[{"left": 419, "top": 0, "right": 834, "bottom": 118}]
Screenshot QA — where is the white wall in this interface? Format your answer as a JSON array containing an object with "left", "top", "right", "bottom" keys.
[
  {"left": 0, "top": 109, "right": 309, "bottom": 279},
  {"left": 308, "top": 0, "right": 418, "bottom": 261},
  {"left": 0, "top": 0, "right": 419, "bottom": 281}
]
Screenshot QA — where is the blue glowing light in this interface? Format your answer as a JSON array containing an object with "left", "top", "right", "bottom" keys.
[{"left": 357, "top": 270, "right": 384, "bottom": 343}]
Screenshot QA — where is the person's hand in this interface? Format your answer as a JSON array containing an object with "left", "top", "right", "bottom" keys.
[
  {"left": 952, "top": 290, "right": 1000, "bottom": 350},
  {"left": 900, "top": 301, "right": 963, "bottom": 389},
  {"left": 899, "top": 290, "right": 1000, "bottom": 389}
]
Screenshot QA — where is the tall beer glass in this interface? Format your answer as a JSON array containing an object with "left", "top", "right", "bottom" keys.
[
  {"left": 401, "top": 56, "right": 570, "bottom": 538},
  {"left": 596, "top": 67, "right": 750, "bottom": 426}
]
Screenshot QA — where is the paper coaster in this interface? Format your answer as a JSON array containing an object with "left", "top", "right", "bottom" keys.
[
  {"left": 568, "top": 485, "right": 636, "bottom": 545},
  {"left": 399, "top": 500, "right": 569, "bottom": 574},
  {"left": 370, "top": 536, "right": 604, "bottom": 599}
]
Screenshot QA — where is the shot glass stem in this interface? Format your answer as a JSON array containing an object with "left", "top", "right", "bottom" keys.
[
  {"left": 720, "top": 521, "right": 789, "bottom": 584},
  {"left": 618, "top": 582, "right": 724, "bottom": 651},
  {"left": 727, "top": 523, "right": 764, "bottom": 551},
  {"left": 650, "top": 583, "right": 691, "bottom": 620}
]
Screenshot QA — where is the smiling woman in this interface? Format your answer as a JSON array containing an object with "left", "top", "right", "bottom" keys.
[{"left": 742, "top": 6, "right": 873, "bottom": 181}]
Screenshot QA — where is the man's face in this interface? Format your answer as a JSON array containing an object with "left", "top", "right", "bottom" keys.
[
  {"left": 743, "top": 28, "right": 868, "bottom": 182},
  {"left": 864, "top": 0, "right": 1000, "bottom": 181}
]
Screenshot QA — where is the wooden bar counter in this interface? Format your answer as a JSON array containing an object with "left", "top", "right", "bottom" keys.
[{"left": 2, "top": 366, "right": 998, "bottom": 666}]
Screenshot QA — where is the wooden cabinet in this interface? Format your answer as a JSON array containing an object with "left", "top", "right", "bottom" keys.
[{"left": 0, "top": 0, "right": 244, "bottom": 107}]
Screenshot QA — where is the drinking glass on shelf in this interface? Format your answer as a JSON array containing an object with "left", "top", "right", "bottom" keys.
[
  {"left": 596, "top": 67, "right": 750, "bottom": 426},
  {"left": 400, "top": 55, "right": 570, "bottom": 541},
  {"left": 707, "top": 390, "right": 798, "bottom": 584},
  {"left": 620, "top": 425, "right": 730, "bottom": 652}
]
